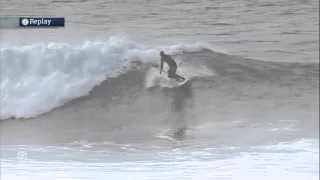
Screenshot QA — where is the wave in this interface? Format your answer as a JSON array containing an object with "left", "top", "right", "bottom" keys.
[{"left": 0, "top": 36, "right": 221, "bottom": 119}]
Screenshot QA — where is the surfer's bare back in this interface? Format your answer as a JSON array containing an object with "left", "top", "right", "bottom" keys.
[{"left": 159, "top": 51, "right": 185, "bottom": 81}]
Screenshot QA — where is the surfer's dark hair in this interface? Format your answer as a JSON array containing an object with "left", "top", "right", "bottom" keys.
[{"left": 160, "top": 51, "right": 164, "bottom": 56}]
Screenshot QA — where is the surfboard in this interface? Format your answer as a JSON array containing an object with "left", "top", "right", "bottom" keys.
[
  {"left": 176, "top": 78, "right": 189, "bottom": 86},
  {"left": 145, "top": 68, "right": 189, "bottom": 88}
]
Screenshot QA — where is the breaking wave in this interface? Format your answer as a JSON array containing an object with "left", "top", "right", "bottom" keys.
[{"left": 0, "top": 36, "right": 220, "bottom": 119}]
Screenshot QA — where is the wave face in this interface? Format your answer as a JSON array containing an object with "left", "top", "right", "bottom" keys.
[{"left": 0, "top": 36, "right": 217, "bottom": 119}]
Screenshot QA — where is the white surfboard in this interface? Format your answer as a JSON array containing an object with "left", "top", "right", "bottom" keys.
[
  {"left": 176, "top": 78, "right": 189, "bottom": 86},
  {"left": 145, "top": 68, "right": 188, "bottom": 88}
]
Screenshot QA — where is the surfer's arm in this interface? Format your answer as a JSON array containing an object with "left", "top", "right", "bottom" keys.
[{"left": 160, "top": 60, "right": 164, "bottom": 74}]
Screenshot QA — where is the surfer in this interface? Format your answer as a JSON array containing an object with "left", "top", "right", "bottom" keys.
[{"left": 159, "top": 51, "right": 185, "bottom": 81}]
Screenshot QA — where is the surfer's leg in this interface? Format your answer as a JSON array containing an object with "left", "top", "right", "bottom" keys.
[
  {"left": 168, "top": 66, "right": 185, "bottom": 81},
  {"left": 173, "top": 66, "right": 185, "bottom": 81},
  {"left": 167, "top": 69, "right": 174, "bottom": 78},
  {"left": 168, "top": 66, "right": 177, "bottom": 79},
  {"left": 176, "top": 74, "right": 185, "bottom": 81}
]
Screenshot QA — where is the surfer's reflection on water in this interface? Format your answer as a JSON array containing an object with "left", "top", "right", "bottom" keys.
[
  {"left": 167, "top": 81, "right": 194, "bottom": 139},
  {"left": 170, "top": 81, "right": 193, "bottom": 111}
]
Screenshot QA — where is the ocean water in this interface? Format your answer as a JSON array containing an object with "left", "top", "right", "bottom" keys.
[{"left": 0, "top": 0, "right": 319, "bottom": 179}]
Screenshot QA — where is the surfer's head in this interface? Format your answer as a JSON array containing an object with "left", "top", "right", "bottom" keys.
[{"left": 160, "top": 51, "right": 164, "bottom": 57}]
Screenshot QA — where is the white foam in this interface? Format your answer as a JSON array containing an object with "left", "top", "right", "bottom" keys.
[
  {"left": 1, "top": 36, "right": 217, "bottom": 119},
  {"left": 1, "top": 139, "right": 318, "bottom": 180},
  {"left": 1, "top": 37, "right": 137, "bottom": 119}
]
